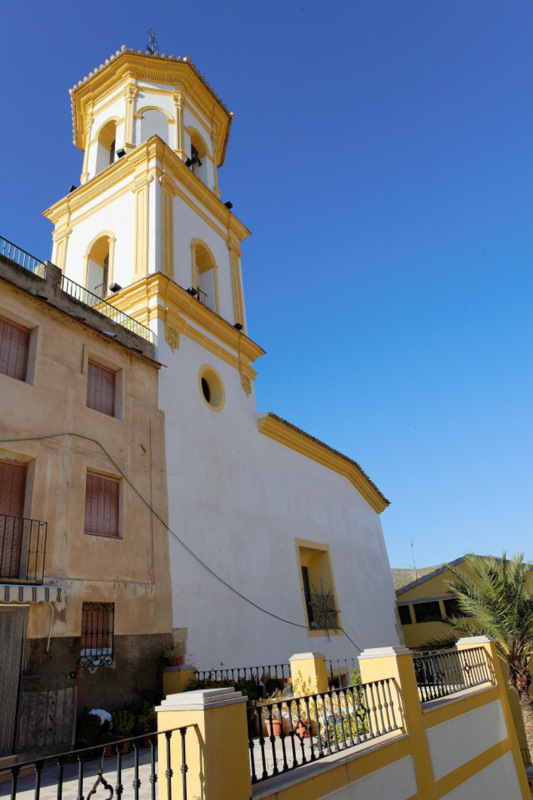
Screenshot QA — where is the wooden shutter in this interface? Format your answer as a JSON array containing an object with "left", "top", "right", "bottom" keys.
[
  {"left": 81, "top": 602, "right": 114, "bottom": 650},
  {"left": 0, "top": 461, "right": 27, "bottom": 578},
  {"left": 84, "top": 473, "right": 120, "bottom": 538},
  {"left": 86, "top": 362, "right": 115, "bottom": 416},
  {"left": 0, "top": 317, "right": 30, "bottom": 382}
]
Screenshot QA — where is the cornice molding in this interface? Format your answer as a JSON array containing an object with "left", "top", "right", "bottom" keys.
[
  {"left": 44, "top": 137, "right": 250, "bottom": 244},
  {"left": 70, "top": 50, "right": 232, "bottom": 165},
  {"left": 257, "top": 414, "right": 389, "bottom": 514},
  {"left": 110, "top": 273, "right": 264, "bottom": 372}
]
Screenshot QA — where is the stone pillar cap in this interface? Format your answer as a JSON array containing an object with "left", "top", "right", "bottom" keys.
[
  {"left": 456, "top": 636, "right": 494, "bottom": 645},
  {"left": 289, "top": 652, "right": 326, "bottom": 660},
  {"left": 157, "top": 687, "right": 247, "bottom": 712},
  {"left": 359, "top": 646, "right": 412, "bottom": 660}
]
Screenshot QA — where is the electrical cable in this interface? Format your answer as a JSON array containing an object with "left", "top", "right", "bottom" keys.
[{"left": 0, "top": 431, "right": 365, "bottom": 650}]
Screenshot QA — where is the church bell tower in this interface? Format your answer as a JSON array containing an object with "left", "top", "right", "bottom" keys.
[{"left": 44, "top": 46, "right": 263, "bottom": 397}]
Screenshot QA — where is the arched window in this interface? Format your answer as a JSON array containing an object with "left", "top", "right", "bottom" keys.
[
  {"left": 85, "top": 235, "right": 112, "bottom": 298},
  {"left": 188, "top": 129, "right": 209, "bottom": 187},
  {"left": 139, "top": 108, "right": 169, "bottom": 145},
  {"left": 191, "top": 240, "right": 218, "bottom": 313},
  {"left": 95, "top": 120, "right": 118, "bottom": 175}
]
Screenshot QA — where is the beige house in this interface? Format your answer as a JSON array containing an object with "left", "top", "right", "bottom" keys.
[{"left": 0, "top": 250, "right": 173, "bottom": 757}]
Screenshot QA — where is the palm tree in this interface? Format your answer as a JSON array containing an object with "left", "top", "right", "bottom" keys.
[{"left": 445, "top": 553, "right": 533, "bottom": 757}]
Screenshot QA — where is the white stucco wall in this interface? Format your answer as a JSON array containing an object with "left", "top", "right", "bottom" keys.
[
  {"left": 427, "top": 699, "right": 507, "bottom": 780},
  {"left": 157, "top": 325, "right": 400, "bottom": 668},
  {"left": 319, "top": 756, "right": 416, "bottom": 800},
  {"left": 439, "top": 751, "right": 523, "bottom": 800}
]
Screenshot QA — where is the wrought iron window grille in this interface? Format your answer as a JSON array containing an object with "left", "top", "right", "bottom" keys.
[{"left": 80, "top": 602, "right": 114, "bottom": 668}]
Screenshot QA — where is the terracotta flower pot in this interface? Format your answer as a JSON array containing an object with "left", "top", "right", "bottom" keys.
[{"left": 265, "top": 718, "right": 283, "bottom": 737}]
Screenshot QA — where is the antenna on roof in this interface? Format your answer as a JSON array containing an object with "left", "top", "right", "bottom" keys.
[
  {"left": 146, "top": 28, "right": 158, "bottom": 54},
  {"left": 410, "top": 540, "right": 418, "bottom": 581}
]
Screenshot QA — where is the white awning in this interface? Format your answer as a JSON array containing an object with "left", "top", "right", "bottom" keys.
[{"left": 0, "top": 584, "right": 65, "bottom": 606}]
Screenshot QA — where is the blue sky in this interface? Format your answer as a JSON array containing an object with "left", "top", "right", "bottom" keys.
[{"left": 2, "top": 0, "right": 532, "bottom": 569}]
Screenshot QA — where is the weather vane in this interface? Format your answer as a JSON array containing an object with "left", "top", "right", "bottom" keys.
[{"left": 146, "top": 29, "right": 158, "bottom": 55}]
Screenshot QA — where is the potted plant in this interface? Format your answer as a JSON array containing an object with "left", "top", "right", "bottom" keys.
[
  {"left": 163, "top": 647, "right": 184, "bottom": 667},
  {"left": 257, "top": 689, "right": 291, "bottom": 737},
  {"left": 111, "top": 708, "right": 136, "bottom": 752}
]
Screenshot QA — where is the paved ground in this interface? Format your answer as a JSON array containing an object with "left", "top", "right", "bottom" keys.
[{"left": 0, "top": 749, "right": 163, "bottom": 800}]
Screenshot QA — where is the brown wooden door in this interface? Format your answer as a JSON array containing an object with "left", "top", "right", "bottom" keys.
[{"left": 0, "top": 461, "right": 27, "bottom": 578}]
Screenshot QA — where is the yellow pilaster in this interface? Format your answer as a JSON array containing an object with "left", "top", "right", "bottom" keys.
[
  {"left": 124, "top": 83, "right": 138, "bottom": 151},
  {"left": 133, "top": 174, "right": 151, "bottom": 280},
  {"left": 359, "top": 645, "right": 437, "bottom": 799},
  {"left": 159, "top": 174, "right": 175, "bottom": 279},
  {"left": 227, "top": 238, "right": 245, "bottom": 329},
  {"left": 157, "top": 687, "right": 251, "bottom": 800},
  {"left": 290, "top": 652, "right": 329, "bottom": 694},
  {"left": 172, "top": 92, "right": 186, "bottom": 160},
  {"left": 211, "top": 126, "right": 221, "bottom": 198},
  {"left": 80, "top": 111, "right": 94, "bottom": 185},
  {"left": 456, "top": 636, "right": 531, "bottom": 799}
]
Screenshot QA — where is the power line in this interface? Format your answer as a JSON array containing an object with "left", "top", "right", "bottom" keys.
[{"left": 0, "top": 431, "right": 365, "bottom": 650}]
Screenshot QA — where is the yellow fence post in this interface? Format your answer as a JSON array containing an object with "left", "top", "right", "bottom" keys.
[
  {"left": 359, "top": 645, "right": 438, "bottom": 799},
  {"left": 156, "top": 687, "right": 251, "bottom": 800},
  {"left": 162, "top": 661, "right": 196, "bottom": 696},
  {"left": 456, "top": 636, "right": 531, "bottom": 799},
  {"left": 289, "top": 652, "right": 329, "bottom": 694}
]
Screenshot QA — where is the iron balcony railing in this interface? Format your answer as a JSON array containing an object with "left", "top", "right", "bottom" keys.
[
  {"left": 60, "top": 275, "right": 156, "bottom": 344},
  {"left": 248, "top": 679, "right": 399, "bottom": 784},
  {"left": 195, "top": 663, "right": 290, "bottom": 685},
  {"left": 1, "top": 727, "right": 195, "bottom": 800},
  {"left": 0, "top": 514, "right": 47, "bottom": 584},
  {"left": 413, "top": 646, "right": 491, "bottom": 703},
  {"left": 326, "top": 657, "right": 358, "bottom": 688},
  {"left": 0, "top": 236, "right": 46, "bottom": 278}
]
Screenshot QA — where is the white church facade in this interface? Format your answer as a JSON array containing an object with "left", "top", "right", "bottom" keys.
[{"left": 39, "top": 46, "right": 400, "bottom": 669}]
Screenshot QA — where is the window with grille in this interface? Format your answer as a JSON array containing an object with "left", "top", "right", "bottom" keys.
[
  {"left": 80, "top": 601, "right": 114, "bottom": 667},
  {"left": 84, "top": 473, "right": 120, "bottom": 538},
  {"left": 86, "top": 361, "right": 115, "bottom": 416},
  {"left": 0, "top": 317, "right": 30, "bottom": 382}
]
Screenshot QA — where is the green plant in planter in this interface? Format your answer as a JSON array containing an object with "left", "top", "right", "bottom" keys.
[
  {"left": 111, "top": 708, "right": 136, "bottom": 738},
  {"left": 163, "top": 647, "right": 183, "bottom": 665}
]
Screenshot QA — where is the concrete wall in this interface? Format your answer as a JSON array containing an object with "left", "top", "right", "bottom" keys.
[{"left": 0, "top": 261, "right": 173, "bottom": 708}]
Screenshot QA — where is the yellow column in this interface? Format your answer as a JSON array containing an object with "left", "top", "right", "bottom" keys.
[
  {"left": 290, "top": 652, "right": 329, "bottom": 694},
  {"left": 157, "top": 687, "right": 251, "bottom": 800},
  {"left": 172, "top": 92, "right": 186, "bottom": 160},
  {"left": 211, "top": 126, "right": 221, "bottom": 198},
  {"left": 456, "top": 636, "right": 531, "bottom": 799},
  {"left": 133, "top": 174, "right": 151, "bottom": 279},
  {"left": 359, "top": 645, "right": 437, "bottom": 799},
  {"left": 124, "top": 83, "right": 138, "bottom": 151},
  {"left": 80, "top": 112, "right": 94, "bottom": 185},
  {"left": 159, "top": 174, "right": 175, "bottom": 278},
  {"left": 227, "top": 238, "right": 245, "bottom": 329}
]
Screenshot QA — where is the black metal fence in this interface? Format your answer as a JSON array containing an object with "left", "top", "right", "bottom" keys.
[
  {"left": 0, "top": 236, "right": 46, "bottom": 278},
  {"left": 248, "top": 679, "right": 399, "bottom": 784},
  {"left": 0, "top": 727, "right": 195, "bottom": 800},
  {"left": 413, "top": 646, "right": 491, "bottom": 703},
  {"left": 196, "top": 663, "right": 290, "bottom": 686},
  {"left": 326, "top": 658, "right": 358, "bottom": 688},
  {"left": 0, "top": 514, "right": 47, "bottom": 583}
]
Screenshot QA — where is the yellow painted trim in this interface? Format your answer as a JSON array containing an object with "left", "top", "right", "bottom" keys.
[
  {"left": 434, "top": 740, "right": 511, "bottom": 799},
  {"left": 44, "top": 138, "right": 251, "bottom": 247},
  {"left": 134, "top": 105, "right": 174, "bottom": 121},
  {"left": 71, "top": 54, "right": 232, "bottom": 165},
  {"left": 198, "top": 364, "right": 225, "bottom": 412},
  {"left": 160, "top": 177, "right": 175, "bottom": 280},
  {"left": 228, "top": 239, "right": 245, "bottom": 329},
  {"left": 109, "top": 274, "right": 264, "bottom": 373},
  {"left": 185, "top": 126, "right": 213, "bottom": 161},
  {"left": 423, "top": 685, "right": 498, "bottom": 729},
  {"left": 294, "top": 537, "right": 343, "bottom": 638},
  {"left": 259, "top": 416, "right": 389, "bottom": 514}
]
